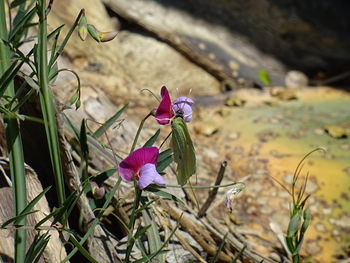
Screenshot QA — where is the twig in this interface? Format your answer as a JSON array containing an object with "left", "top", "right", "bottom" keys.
[{"left": 198, "top": 161, "right": 227, "bottom": 217}]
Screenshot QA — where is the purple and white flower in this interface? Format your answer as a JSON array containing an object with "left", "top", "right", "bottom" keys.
[
  {"left": 118, "top": 147, "right": 166, "bottom": 189},
  {"left": 155, "top": 86, "right": 194, "bottom": 125}
]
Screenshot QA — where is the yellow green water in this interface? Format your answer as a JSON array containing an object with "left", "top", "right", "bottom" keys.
[{"left": 212, "top": 88, "right": 350, "bottom": 262}]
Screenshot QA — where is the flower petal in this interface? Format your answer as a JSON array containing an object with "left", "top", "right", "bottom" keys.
[
  {"left": 155, "top": 86, "right": 174, "bottom": 125},
  {"left": 138, "top": 163, "right": 165, "bottom": 189},
  {"left": 173, "top": 96, "right": 194, "bottom": 106},
  {"left": 119, "top": 147, "right": 159, "bottom": 181},
  {"left": 172, "top": 96, "right": 194, "bottom": 122}
]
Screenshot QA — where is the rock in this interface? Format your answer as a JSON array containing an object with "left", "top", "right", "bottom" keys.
[
  {"left": 270, "top": 87, "right": 298, "bottom": 100},
  {"left": 285, "top": 70, "right": 309, "bottom": 89},
  {"left": 324, "top": 125, "right": 348, "bottom": 138},
  {"left": 48, "top": 0, "right": 220, "bottom": 102},
  {"left": 104, "top": 0, "right": 350, "bottom": 86},
  {"left": 0, "top": 160, "right": 67, "bottom": 262},
  {"left": 194, "top": 122, "right": 219, "bottom": 136},
  {"left": 103, "top": 0, "right": 287, "bottom": 87}
]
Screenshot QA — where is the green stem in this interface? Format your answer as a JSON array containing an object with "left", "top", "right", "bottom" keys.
[
  {"left": 130, "top": 112, "right": 152, "bottom": 153},
  {"left": 37, "top": 0, "right": 66, "bottom": 212},
  {"left": 125, "top": 183, "right": 142, "bottom": 263},
  {"left": 0, "top": 1, "right": 27, "bottom": 262},
  {"left": 292, "top": 254, "right": 299, "bottom": 263}
]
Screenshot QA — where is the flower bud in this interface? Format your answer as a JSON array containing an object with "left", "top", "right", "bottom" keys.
[
  {"left": 87, "top": 24, "right": 100, "bottom": 42},
  {"left": 78, "top": 15, "right": 88, "bottom": 41},
  {"left": 90, "top": 182, "right": 105, "bottom": 199},
  {"left": 98, "top": 31, "right": 118, "bottom": 42}
]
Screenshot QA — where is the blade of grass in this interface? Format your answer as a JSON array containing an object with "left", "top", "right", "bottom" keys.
[
  {"left": 68, "top": 234, "right": 99, "bottom": 263},
  {"left": 142, "top": 209, "right": 164, "bottom": 263},
  {"left": 92, "top": 104, "right": 128, "bottom": 139},
  {"left": 142, "top": 129, "right": 160, "bottom": 148},
  {"left": 25, "top": 232, "right": 50, "bottom": 263},
  {"left": 0, "top": 1, "right": 27, "bottom": 262}
]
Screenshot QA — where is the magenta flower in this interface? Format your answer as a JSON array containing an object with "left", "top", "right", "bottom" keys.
[
  {"left": 118, "top": 147, "right": 166, "bottom": 189},
  {"left": 155, "top": 86, "right": 194, "bottom": 125}
]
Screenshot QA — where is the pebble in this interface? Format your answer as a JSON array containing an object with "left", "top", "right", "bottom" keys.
[{"left": 285, "top": 70, "right": 309, "bottom": 89}]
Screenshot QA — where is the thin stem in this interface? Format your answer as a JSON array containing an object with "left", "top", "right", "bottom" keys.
[
  {"left": 0, "top": 1, "right": 27, "bottom": 262},
  {"left": 130, "top": 111, "right": 152, "bottom": 153},
  {"left": 165, "top": 181, "right": 243, "bottom": 189},
  {"left": 159, "top": 131, "right": 172, "bottom": 149},
  {"left": 37, "top": 0, "right": 66, "bottom": 212},
  {"left": 48, "top": 8, "right": 84, "bottom": 69},
  {"left": 125, "top": 182, "right": 142, "bottom": 263}
]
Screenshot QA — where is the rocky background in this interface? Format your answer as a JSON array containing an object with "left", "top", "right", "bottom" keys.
[{"left": 0, "top": 0, "right": 349, "bottom": 262}]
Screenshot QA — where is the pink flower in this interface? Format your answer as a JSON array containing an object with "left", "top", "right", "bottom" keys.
[
  {"left": 118, "top": 147, "right": 166, "bottom": 189},
  {"left": 155, "top": 86, "right": 194, "bottom": 125}
]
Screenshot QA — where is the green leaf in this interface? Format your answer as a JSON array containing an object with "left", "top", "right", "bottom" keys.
[
  {"left": 211, "top": 233, "right": 228, "bottom": 263},
  {"left": 287, "top": 210, "right": 302, "bottom": 237},
  {"left": 300, "top": 209, "right": 311, "bottom": 235},
  {"left": 134, "top": 250, "right": 169, "bottom": 263},
  {"left": 1, "top": 186, "right": 51, "bottom": 228},
  {"left": 143, "top": 209, "right": 165, "bottom": 262},
  {"left": 25, "top": 233, "right": 50, "bottom": 263},
  {"left": 92, "top": 168, "right": 117, "bottom": 185},
  {"left": 1, "top": 210, "right": 38, "bottom": 228},
  {"left": 19, "top": 186, "right": 51, "bottom": 218},
  {"left": 92, "top": 104, "right": 128, "bottom": 138},
  {"left": 48, "top": 25, "right": 64, "bottom": 67},
  {"left": 68, "top": 234, "right": 99, "bottom": 263},
  {"left": 258, "top": 70, "right": 271, "bottom": 85},
  {"left": 146, "top": 185, "right": 184, "bottom": 205},
  {"left": 80, "top": 119, "right": 89, "bottom": 161},
  {"left": 285, "top": 236, "right": 295, "bottom": 253},
  {"left": 0, "top": 59, "right": 24, "bottom": 97},
  {"left": 156, "top": 155, "right": 173, "bottom": 173},
  {"left": 143, "top": 129, "right": 160, "bottom": 148},
  {"left": 157, "top": 149, "right": 172, "bottom": 162},
  {"left": 9, "top": 7, "right": 36, "bottom": 42},
  {"left": 125, "top": 225, "right": 152, "bottom": 260},
  {"left": 87, "top": 24, "right": 100, "bottom": 42},
  {"left": 48, "top": 62, "right": 59, "bottom": 84},
  {"left": 156, "top": 149, "right": 173, "bottom": 172},
  {"left": 10, "top": 0, "right": 28, "bottom": 8},
  {"left": 171, "top": 117, "right": 196, "bottom": 185}
]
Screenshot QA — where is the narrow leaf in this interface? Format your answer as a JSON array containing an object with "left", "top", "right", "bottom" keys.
[
  {"left": 93, "top": 168, "right": 117, "bottom": 185},
  {"left": 146, "top": 185, "right": 184, "bottom": 205},
  {"left": 19, "top": 186, "right": 51, "bottom": 218},
  {"left": 92, "top": 104, "right": 128, "bottom": 138},
  {"left": 1, "top": 210, "right": 38, "bottom": 228},
  {"left": 143, "top": 129, "right": 160, "bottom": 148},
  {"left": 287, "top": 210, "right": 301, "bottom": 237},
  {"left": 69, "top": 234, "right": 99, "bottom": 263}
]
